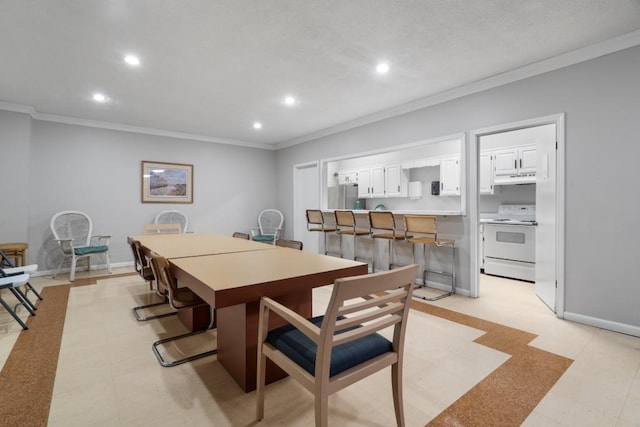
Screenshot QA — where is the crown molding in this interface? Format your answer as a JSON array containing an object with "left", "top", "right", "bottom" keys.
[
  {"left": 275, "top": 29, "right": 640, "bottom": 150},
  {"left": 0, "top": 101, "right": 276, "bottom": 150}
]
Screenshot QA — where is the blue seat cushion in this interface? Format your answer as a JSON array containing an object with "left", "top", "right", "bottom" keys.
[
  {"left": 74, "top": 245, "right": 108, "bottom": 256},
  {"left": 252, "top": 235, "right": 275, "bottom": 242},
  {"left": 266, "top": 315, "right": 392, "bottom": 377}
]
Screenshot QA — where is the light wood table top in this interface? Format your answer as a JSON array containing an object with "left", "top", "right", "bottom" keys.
[
  {"left": 128, "top": 232, "right": 275, "bottom": 259},
  {"left": 170, "top": 248, "right": 366, "bottom": 308}
]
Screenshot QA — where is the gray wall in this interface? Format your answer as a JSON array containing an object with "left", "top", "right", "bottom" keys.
[
  {"left": 277, "top": 45, "right": 640, "bottom": 331},
  {"left": 1, "top": 114, "right": 277, "bottom": 269},
  {"left": 0, "top": 111, "right": 31, "bottom": 242}
]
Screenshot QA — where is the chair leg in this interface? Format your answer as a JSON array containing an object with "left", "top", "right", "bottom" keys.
[
  {"left": 256, "top": 350, "right": 266, "bottom": 420},
  {"left": 315, "top": 393, "right": 329, "bottom": 427},
  {"left": 415, "top": 243, "right": 455, "bottom": 301},
  {"left": 132, "top": 300, "right": 177, "bottom": 322},
  {"left": 0, "top": 296, "right": 28, "bottom": 330},
  {"left": 24, "top": 282, "right": 43, "bottom": 301},
  {"left": 70, "top": 256, "right": 78, "bottom": 282},
  {"left": 105, "top": 252, "right": 112, "bottom": 274},
  {"left": 11, "top": 287, "right": 37, "bottom": 313},
  {"left": 152, "top": 306, "right": 217, "bottom": 367},
  {"left": 392, "top": 362, "right": 405, "bottom": 427}
]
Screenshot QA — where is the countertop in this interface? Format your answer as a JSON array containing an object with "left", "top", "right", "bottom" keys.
[{"left": 325, "top": 209, "right": 463, "bottom": 216}]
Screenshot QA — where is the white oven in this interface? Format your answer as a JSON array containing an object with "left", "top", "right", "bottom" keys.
[{"left": 483, "top": 205, "right": 536, "bottom": 282}]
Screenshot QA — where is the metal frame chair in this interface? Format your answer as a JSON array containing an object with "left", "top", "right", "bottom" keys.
[
  {"left": 0, "top": 272, "right": 37, "bottom": 330},
  {"left": 256, "top": 264, "right": 418, "bottom": 427},
  {"left": 129, "top": 240, "right": 176, "bottom": 322},
  {"left": 50, "top": 211, "right": 111, "bottom": 282},
  {"left": 0, "top": 250, "right": 43, "bottom": 306},
  {"left": 305, "top": 209, "right": 337, "bottom": 255},
  {"left": 275, "top": 239, "right": 304, "bottom": 250},
  {"left": 403, "top": 215, "right": 455, "bottom": 301},
  {"left": 335, "top": 210, "right": 371, "bottom": 263},
  {"left": 148, "top": 252, "right": 217, "bottom": 367},
  {"left": 154, "top": 210, "right": 189, "bottom": 233},
  {"left": 369, "top": 211, "right": 408, "bottom": 272}
]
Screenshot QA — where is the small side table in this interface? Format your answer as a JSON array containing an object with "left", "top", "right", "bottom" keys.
[{"left": 0, "top": 242, "right": 28, "bottom": 267}]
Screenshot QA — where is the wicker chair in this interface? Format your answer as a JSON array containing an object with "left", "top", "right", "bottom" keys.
[{"left": 154, "top": 210, "right": 189, "bottom": 233}]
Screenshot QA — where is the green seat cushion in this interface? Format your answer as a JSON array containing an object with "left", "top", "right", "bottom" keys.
[
  {"left": 252, "top": 235, "right": 275, "bottom": 242},
  {"left": 74, "top": 245, "right": 108, "bottom": 256}
]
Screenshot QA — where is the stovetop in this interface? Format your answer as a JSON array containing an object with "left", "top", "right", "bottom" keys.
[{"left": 486, "top": 204, "right": 537, "bottom": 226}]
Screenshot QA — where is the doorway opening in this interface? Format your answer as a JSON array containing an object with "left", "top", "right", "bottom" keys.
[{"left": 469, "top": 114, "right": 565, "bottom": 317}]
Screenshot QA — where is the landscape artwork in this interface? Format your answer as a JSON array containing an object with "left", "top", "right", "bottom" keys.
[{"left": 141, "top": 161, "right": 193, "bottom": 203}]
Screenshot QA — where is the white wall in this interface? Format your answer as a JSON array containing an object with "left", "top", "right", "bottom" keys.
[
  {"left": 1, "top": 116, "right": 277, "bottom": 269},
  {"left": 276, "top": 45, "right": 640, "bottom": 331}
]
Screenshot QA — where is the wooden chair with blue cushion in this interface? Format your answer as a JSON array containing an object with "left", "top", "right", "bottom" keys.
[
  {"left": 50, "top": 211, "right": 111, "bottom": 282},
  {"left": 256, "top": 264, "right": 418, "bottom": 427},
  {"left": 250, "top": 209, "right": 284, "bottom": 245}
]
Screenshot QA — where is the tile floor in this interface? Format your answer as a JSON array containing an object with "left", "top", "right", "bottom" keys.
[{"left": 1, "top": 268, "right": 639, "bottom": 426}]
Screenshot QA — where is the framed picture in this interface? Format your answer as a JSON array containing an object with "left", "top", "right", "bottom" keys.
[{"left": 141, "top": 161, "right": 193, "bottom": 204}]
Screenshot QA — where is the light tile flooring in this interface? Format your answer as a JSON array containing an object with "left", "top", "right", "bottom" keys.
[{"left": 1, "top": 268, "right": 639, "bottom": 426}]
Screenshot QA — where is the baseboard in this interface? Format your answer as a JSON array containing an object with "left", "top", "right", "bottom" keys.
[
  {"left": 31, "top": 261, "right": 134, "bottom": 278},
  {"left": 563, "top": 311, "right": 640, "bottom": 338}
]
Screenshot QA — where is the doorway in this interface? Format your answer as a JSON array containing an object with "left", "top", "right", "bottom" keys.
[
  {"left": 469, "top": 114, "right": 565, "bottom": 316},
  {"left": 293, "top": 161, "right": 320, "bottom": 253}
]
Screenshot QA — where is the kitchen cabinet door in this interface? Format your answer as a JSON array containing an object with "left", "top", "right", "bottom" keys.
[
  {"left": 384, "top": 164, "right": 408, "bottom": 197},
  {"left": 494, "top": 148, "right": 518, "bottom": 178},
  {"left": 357, "top": 168, "right": 371, "bottom": 198},
  {"left": 479, "top": 152, "right": 494, "bottom": 195},
  {"left": 370, "top": 166, "right": 385, "bottom": 198},
  {"left": 440, "top": 156, "right": 460, "bottom": 196},
  {"left": 518, "top": 145, "right": 537, "bottom": 175}
]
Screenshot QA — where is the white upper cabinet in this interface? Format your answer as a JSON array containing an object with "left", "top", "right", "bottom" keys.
[
  {"left": 357, "top": 168, "right": 371, "bottom": 198},
  {"left": 440, "top": 156, "right": 460, "bottom": 196},
  {"left": 479, "top": 152, "right": 494, "bottom": 195},
  {"left": 493, "top": 144, "right": 536, "bottom": 184},
  {"left": 384, "top": 164, "right": 408, "bottom": 197},
  {"left": 370, "top": 166, "right": 386, "bottom": 198}
]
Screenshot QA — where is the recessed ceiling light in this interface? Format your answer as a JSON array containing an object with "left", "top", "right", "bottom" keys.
[
  {"left": 253, "top": 122, "right": 263, "bottom": 130},
  {"left": 283, "top": 96, "right": 296, "bottom": 106},
  {"left": 376, "top": 62, "right": 390, "bottom": 74},
  {"left": 92, "top": 93, "right": 108, "bottom": 103},
  {"left": 124, "top": 54, "right": 140, "bottom": 66}
]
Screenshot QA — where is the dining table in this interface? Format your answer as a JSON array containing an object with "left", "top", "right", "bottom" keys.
[{"left": 129, "top": 233, "right": 367, "bottom": 392}]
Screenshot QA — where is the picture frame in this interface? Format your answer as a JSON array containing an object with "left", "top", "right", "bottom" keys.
[{"left": 141, "top": 161, "right": 193, "bottom": 204}]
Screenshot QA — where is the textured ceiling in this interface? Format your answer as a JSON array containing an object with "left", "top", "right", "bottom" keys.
[{"left": 1, "top": 1, "right": 640, "bottom": 148}]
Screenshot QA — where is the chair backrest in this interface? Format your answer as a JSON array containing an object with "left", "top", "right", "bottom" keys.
[
  {"left": 154, "top": 210, "right": 189, "bottom": 233},
  {"left": 129, "top": 240, "right": 144, "bottom": 274},
  {"left": 317, "top": 264, "right": 417, "bottom": 378},
  {"left": 50, "top": 211, "right": 93, "bottom": 250},
  {"left": 306, "top": 209, "right": 324, "bottom": 226},
  {"left": 403, "top": 215, "right": 438, "bottom": 237},
  {"left": 368, "top": 211, "right": 396, "bottom": 232},
  {"left": 143, "top": 223, "right": 182, "bottom": 235},
  {"left": 258, "top": 209, "right": 284, "bottom": 234},
  {"left": 335, "top": 210, "right": 357, "bottom": 228},
  {"left": 232, "top": 232, "right": 250, "bottom": 240},
  {"left": 275, "top": 239, "right": 303, "bottom": 250},
  {"left": 148, "top": 252, "right": 177, "bottom": 302}
]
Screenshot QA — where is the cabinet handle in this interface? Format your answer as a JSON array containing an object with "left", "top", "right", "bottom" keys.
[
  {"left": 397, "top": 185, "right": 400, "bottom": 192},
  {"left": 514, "top": 159, "right": 517, "bottom": 169},
  {"left": 440, "top": 182, "right": 443, "bottom": 191},
  {"left": 520, "top": 158, "right": 522, "bottom": 168}
]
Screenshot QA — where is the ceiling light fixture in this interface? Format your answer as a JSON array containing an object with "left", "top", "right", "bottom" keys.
[
  {"left": 376, "top": 62, "right": 390, "bottom": 74},
  {"left": 283, "top": 96, "right": 296, "bottom": 106},
  {"left": 253, "top": 122, "right": 263, "bottom": 130},
  {"left": 92, "top": 93, "right": 108, "bottom": 103},
  {"left": 124, "top": 54, "right": 140, "bottom": 66}
]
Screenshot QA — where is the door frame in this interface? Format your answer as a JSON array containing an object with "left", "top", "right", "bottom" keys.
[
  {"left": 468, "top": 113, "right": 565, "bottom": 318},
  {"left": 292, "top": 161, "right": 320, "bottom": 247}
]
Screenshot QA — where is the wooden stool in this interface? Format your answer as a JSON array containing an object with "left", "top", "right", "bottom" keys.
[
  {"left": 0, "top": 242, "right": 28, "bottom": 267},
  {"left": 305, "top": 210, "right": 338, "bottom": 255}
]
